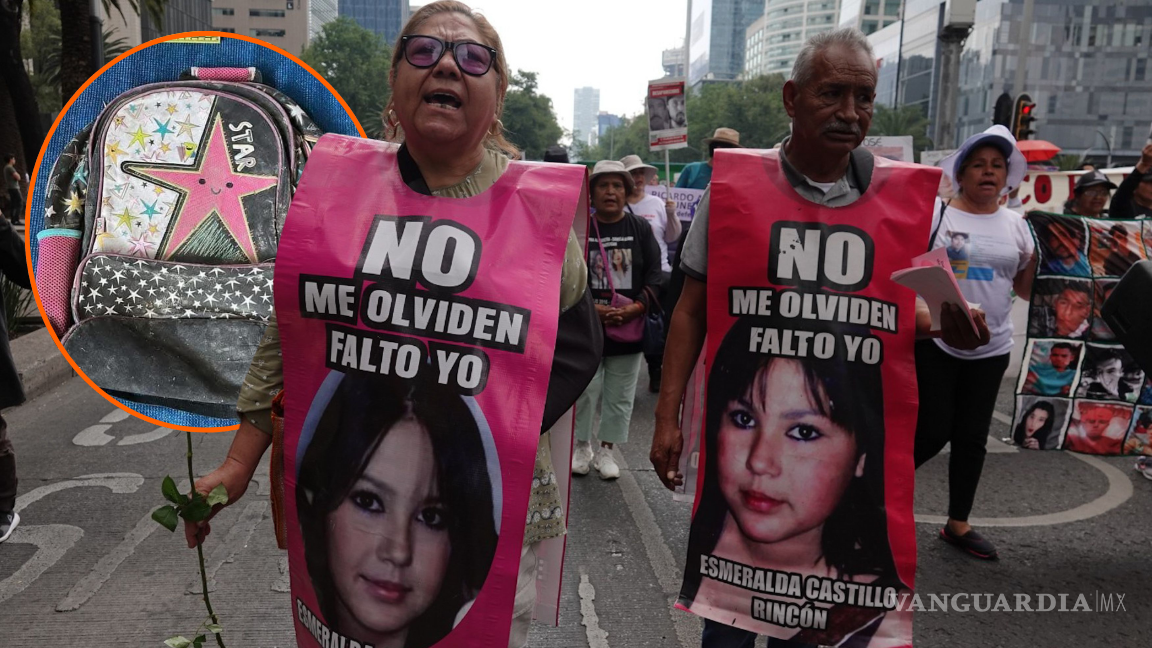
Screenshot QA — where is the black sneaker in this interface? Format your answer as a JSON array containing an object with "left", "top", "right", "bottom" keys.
[
  {"left": 940, "top": 525, "right": 998, "bottom": 560},
  {"left": 0, "top": 510, "right": 19, "bottom": 543}
]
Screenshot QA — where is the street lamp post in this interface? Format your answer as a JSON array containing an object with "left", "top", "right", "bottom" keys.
[{"left": 1095, "top": 130, "right": 1113, "bottom": 169}]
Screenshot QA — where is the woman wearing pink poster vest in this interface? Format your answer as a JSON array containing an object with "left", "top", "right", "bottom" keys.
[{"left": 182, "top": 3, "right": 602, "bottom": 647}]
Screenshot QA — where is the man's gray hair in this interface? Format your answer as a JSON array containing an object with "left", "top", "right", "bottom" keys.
[{"left": 790, "top": 28, "right": 875, "bottom": 88}]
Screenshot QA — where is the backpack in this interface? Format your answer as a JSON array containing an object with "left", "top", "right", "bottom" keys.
[{"left": 36, "top": 67, "right": 323, "bottom": 418}]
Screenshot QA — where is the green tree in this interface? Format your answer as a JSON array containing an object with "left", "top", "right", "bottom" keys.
[
  {"left": 301, "top": 17, "right": 392, "bottom": 138},
  {"left": 580, "top": 74, "right": 791, "bottom": 165},
  {"left": 869, "top": 104, "right": 934, "bottom": 159},
  {"left": 1, "top": 0, "right": 45, "bottom": 172},
  {"left": 501, "top": 70, "right": 562, "bottom": 160},
  {"left": 58, "top": 0, "right": 168, "bottom": 101}
]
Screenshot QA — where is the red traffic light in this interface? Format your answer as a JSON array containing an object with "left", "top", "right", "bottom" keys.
[
  {"left": 1013, "top": 94, "right": 1037, "bottom": 140},
  {"left": 1021, "top": 104, "right": 1033, "bottom": 115}
]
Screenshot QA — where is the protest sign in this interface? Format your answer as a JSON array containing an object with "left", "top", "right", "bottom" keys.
[
  {"left": 1015, "top": 169, "right": 1131, "bottom": 212},
  {"left": 275, "top": 135, "right": 585, "bottom": 648},
  {"left": 675, "top": 148, "right": 937, "bottom": 645},
  {"left": 1013, "top": 212, "right": 1152, "bottom": 455},
  {"left": 861, "top": 135, "right": 913, "bottom": 162},
  {"left": 648, "top": 78, "right": 688, "bottom": 151},
  {"left": 919, "top": 149, "right": 956, "bottom": 168},
  {"left": 646, "top": 185, "right": 706, "bottom": 222}
]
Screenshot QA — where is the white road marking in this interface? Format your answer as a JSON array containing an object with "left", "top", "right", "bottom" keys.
[
  {"left": 612, "top": 448, "right": 700, "bottom": 648},
  {"left": 56, "top": 508, "right": 160, "bottom": 611},
  {"left": 118, "top": 426, "right": 174, "bottom": 445},
  {"left": 578, "top": 567, "right": 610, "bottom": 648},
  {"left": 916, "top": 452, "right": 1134, "bottom": 527},
  {"left": 0, "top": 525, "right": 85, "bottom": 604},
  {"left": 73, "top": 408, "right": 174, "bottom": 446},
  {"left": 273, "top": 555, "right": 290, "bottom": 593},
  {"left": 16, "top": 473, "right": 144, "bottom": 513}
]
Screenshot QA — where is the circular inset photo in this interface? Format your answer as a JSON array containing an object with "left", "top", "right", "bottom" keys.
[
  {"left": 295, "top": 370, "right": 501, "bottom": 648},
  {"left": 27, "top": 33, "right": 363, "bottom": 431}
]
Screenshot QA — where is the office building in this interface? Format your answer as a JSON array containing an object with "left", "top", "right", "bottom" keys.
[
  {"left": 663, "top": 46, "right": 687, "bottom": 78},
  {"left": 839, "top": 0, "right": 903, "bottom": 35},
  {"left": 573, "top": 87, "right": 600, "bottom": 147},
  {"left": 878, "top": 0, "right": 1151, "bottom": 161},
  {"left": 212, "top": 0, "right": 311, "bottom": 55},
  {"left": 598, "top": 112, "right": 622, "bottom": 137},
  {"left": 746, "top": 0, "right": 840, "bottom": 78},
  {"left": 688, "top": 0, "right": 767, "bottom": 87},
  {"left": 310, "top": 0, "right": 339, "bottom": 41},
  {"left": 340, "top": 0, "right": 409, "bottom": 46},
  {"left": 142, "top": 0, "right": 212, "bottom": 42}
]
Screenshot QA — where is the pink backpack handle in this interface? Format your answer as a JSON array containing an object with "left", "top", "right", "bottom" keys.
[{"left": 188, "top": 67, "right": 257, "bottom": 82}]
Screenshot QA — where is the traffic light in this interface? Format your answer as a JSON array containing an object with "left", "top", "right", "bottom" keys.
[
  {"left": 993, "top": 93, "right": 1013, "bottom": 127},
  {"left": 1012, "top": 93, "right": 1037, "bottom": 140}
]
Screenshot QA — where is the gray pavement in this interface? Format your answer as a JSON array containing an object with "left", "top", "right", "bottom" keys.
[{"left": 1, "top": 298, "right": 1150, "bottom": 647}]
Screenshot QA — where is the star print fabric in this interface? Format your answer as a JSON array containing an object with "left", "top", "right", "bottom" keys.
[{"left": 76, "top": 255, "right": 274, "bottom": 323}]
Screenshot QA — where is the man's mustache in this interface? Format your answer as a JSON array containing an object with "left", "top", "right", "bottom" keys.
[{"left": 822, "top": 121, "right": 862, "bottom": 136}]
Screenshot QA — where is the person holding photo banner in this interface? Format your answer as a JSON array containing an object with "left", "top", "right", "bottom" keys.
[
  {"left": 1108, "top": 142, "right": 1152, "bottom": 220},
  {"left": 653, "top": 28, "right": 990, "bottom": 647},
  {"left": 183, "top": 3, "right": 602, "bottom": 647},
  {"left": 913, "top": 126, "right": 1035, "bottom": 561}
]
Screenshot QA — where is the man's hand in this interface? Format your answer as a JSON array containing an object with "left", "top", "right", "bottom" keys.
[
  {"left": 651, "top": 416, "right": 684, "bottom": 490},
  {"left": 939, "top": 302, "right": 991, "bottom": 350},
  {"left": 1137, "top": 142, "right": 1152, "bottom": 174}
]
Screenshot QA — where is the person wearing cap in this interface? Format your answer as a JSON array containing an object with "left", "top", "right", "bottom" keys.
[
  {"left": 1109, "top": 142, "right": 1152, "bottom": 219},
  {"left": 675, "top": 127, "right": 742, "bottom": 190},
  {"left": 621, "top": 154, "right": 682, "bottom": 391},
  {"left": 914, "top": 125, "right": 1037, "bottom": 561},
  {"left": 1064, "top": 169, "right": 1118, "bottom": 218},
  {"left": 573, "top": 160, "right": 663, "bottom": 480},
  {"left": 653, "top": 28, "right": 990, "bottom": 648}
]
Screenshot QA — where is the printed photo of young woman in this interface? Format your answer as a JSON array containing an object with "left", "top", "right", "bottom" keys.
[
  {"left": 680, "top": 315, "right": 907, "bottom": 647},
  {"left": 295, "top": 371, "right": 501, "bottom": 648},
  {"left": 1012, "top": 396, "right": 1072, "bottom": 450}
]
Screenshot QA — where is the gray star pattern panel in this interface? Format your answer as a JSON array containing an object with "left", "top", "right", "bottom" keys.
[{"left": 74, "top": 254, "right": 274, "bottom": 323}]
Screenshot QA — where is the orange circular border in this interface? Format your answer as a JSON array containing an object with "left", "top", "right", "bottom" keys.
[{"left": 24, "top": 31, "right": 368, "bottom": 433}]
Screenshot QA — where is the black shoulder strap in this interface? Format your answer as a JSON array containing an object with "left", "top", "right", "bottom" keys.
[{"left": 928, "top": 199, "right": 950, "bottom": 252}]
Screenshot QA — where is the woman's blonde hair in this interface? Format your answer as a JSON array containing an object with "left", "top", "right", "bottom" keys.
[{"left": 383, "top": 0, "right": 520, "bottom": 159}]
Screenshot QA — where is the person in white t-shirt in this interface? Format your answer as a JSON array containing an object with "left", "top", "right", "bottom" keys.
[
  {"left": 914, "top": 125, "right": 1037, "bottom": 561},
  {"left": 621, "top": 154, "right": 681, "bottom": 391}
]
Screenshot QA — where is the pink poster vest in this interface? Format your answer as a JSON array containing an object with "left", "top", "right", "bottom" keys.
[
  {"left": 274, "top": 134, "right": 585, "bottom": 648},
  {"left": 677, "top": 148, "right": 939, "bottom": 647}
]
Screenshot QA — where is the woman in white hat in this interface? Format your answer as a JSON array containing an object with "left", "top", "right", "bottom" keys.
[
  {"left": 572, "top": 160, "right": 664, "bottom": 479},
  {"left": 620, "top": 154, "right": 681, "bottom": 391},
  {"left": 913, "top": 125, "right": 1037, "bottom": 561}
]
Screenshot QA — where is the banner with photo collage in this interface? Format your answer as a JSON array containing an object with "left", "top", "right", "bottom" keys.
[{"left": 1013, "top": 212, "right": 1152, "bottom": 456}]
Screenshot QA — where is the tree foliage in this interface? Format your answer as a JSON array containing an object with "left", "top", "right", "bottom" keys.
[
  {"left": 301, "top": 17, "right": 392, "bottom": 138},
  {"left": 501, "top": 70, "right": 563, "bottom": 160},
  {"left": 869, "top": 103, "right": 934, "bottom": 158},
  {"left": 577, "top": 75, "right": 791, "bottom": 163}
]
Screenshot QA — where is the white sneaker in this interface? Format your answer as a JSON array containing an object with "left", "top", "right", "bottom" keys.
[
  {"left": 593, "top": 448, "right": 620, "bottom": 480},
  {"left": 572, "top": 440, "right": 593, "bottom": 475}
]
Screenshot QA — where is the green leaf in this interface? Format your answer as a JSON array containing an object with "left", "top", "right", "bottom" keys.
[
  {"left": 192, "top": 635, "right": 206, "bottom": 648},
  {"left": 161, "top": 476, "right": 180, "bottom": 504},
  {"left": 205, "top": 624, "right": 223, "bottom": 634},
  {"left": 206, "top": 483, "right": 229, "bottom": 507},
  {"left": 152, "top": 505, "right": 178, "bottom": 532},
  {"left": 182, "top": 497, "right": 212, "bottom": 522},
  {"left": 164, "top": 637, "right": 192, "bottom": 648}
]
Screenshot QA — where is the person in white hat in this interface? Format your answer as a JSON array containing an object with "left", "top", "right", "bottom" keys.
[
  {"left": 914, "top": 124, "right": 1037, "bottom": 561},
  {"left": 573, "top": 160, "right": 664, "bottom": 480},
  {"left": 620, "top": 154, "right": 681, "bottom": 391}
]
